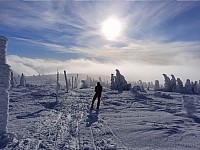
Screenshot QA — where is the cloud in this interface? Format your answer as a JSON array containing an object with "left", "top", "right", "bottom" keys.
[
  {"left": 10, "top": 37, "right": 200, "bottom": 66},
  {"left": 2, "top": 1, "right": 200, "bottom": 84},
  {"left": 7, "top": 54, "right": 200, "bottom": 84}
]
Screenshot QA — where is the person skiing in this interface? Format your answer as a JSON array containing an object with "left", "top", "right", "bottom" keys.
[{"left": 90, "top": 82, "right": 102, "bottom": 110}]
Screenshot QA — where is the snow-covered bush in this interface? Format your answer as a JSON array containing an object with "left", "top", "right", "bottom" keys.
[{"left": 182, "top": 96, "right": 196, "bottom": 116}]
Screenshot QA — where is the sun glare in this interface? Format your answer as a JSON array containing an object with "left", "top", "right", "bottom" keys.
[{"left": 102, "top": 17, "right": 121, "bottom": 40}]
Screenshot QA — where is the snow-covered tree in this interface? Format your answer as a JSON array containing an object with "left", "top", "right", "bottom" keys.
[
  {"left": 198, "top": 80, "right": 200, "bottom": 94},
  {"left": 110, "top": 69, "right": 130, "bottom": 91},
  {"left": 162, "top": 74, "right": 171, "bottom": 92},
  {"left": 111, "top": 74, "right": 115, "bottom": 90},
  {"left": 10, "top": 71, "right": 16, "bottom": 88},
  {"left": 20, "top": 73, "right": 26, "bottom": 87},
  {"left": 176, "top": 78, "right": 184, "bottom": 93},
  {"left": 192, "top": 81, "right": 198, "bottom": 94},
  {"left": 154, "top": 80, "right": 160, "bottom": 91},
  {"left": 171, "top": 74, "right": 176, "bottom": 92},
  {"left": 138, "top": 80, "right": 145, "bottom": 92},
  {"left": 185, "top": 79, "right": 192, "bottom": 94}
]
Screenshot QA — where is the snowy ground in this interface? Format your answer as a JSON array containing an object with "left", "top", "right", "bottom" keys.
[{"left": 2, "top": 81, "right": 200, "bottom": 149}]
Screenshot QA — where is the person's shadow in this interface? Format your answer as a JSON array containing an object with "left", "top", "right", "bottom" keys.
[
  {"left": 189, "top": 114, "right": 200, "bottom": 124},
  {"left": 86, "top": 110, "right": 99, "bottom": 127}
]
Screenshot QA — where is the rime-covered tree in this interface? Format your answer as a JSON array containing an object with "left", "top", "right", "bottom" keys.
[
  {"left": 171, "top": 74, "right": 176, "bottom": 92},
  {"left": 111, "top": 74, "right": 115, "bottom": 90},
  {"left": 20, "top": 73, "right": 26, "bottom": 86},
  {"left": 192, "top": 81, "right": 198, "bottom": 94},
  {"left": 185, "top": 79, "right": 192, "bottom": 94},
  {"left": 176, "top": 78, "right": 184, "bottom": 93},
  {"left": 10, "top": 71, "right": 16, "bottom": 87},
  {"left": 154, "top": 80, "right": 160, "bottom": 91},
  {"left": 198, "top": 80, "right": 200, "bottom": 94},
  {"left": 110, "top": 69, "right": 130, "bottom": 91},
  {"left": 162, "top": 74, "right": 171, "bottom": 92}
]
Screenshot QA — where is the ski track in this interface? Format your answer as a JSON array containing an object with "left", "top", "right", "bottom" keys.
[{"left": 64, "top": 89, "right": 129, "bottom": 150}]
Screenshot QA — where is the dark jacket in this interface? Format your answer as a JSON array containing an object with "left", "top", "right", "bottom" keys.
[{"left": 95, "top": 83, "right": 102, "bottom": 96}]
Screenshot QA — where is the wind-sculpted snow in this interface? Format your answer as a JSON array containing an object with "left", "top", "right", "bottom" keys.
[{"left": 3, "top": 80, "right": 200, "bottom": 149}]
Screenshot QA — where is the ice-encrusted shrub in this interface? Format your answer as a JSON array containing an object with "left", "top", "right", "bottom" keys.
[{"left": 182, "top": 96, "right": 196, "bottom": 116}]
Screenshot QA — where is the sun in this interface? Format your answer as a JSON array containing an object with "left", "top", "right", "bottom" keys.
[{"left": 102, "top": 17, "right": 121, "bottom": 40}]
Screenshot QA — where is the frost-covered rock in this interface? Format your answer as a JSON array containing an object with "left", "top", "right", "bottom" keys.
[
  {"left": 0, "top": 36, "right": 10, "bottom": 136},
  {"left": 182, "top": 96, "right": 196, "bottom": 116},
  {"left": 162, "top": 74, "right": 171, "bottom": 92},
  {"left": 20, "top": 73, "right": 26, "bottom": 86},
  {"left": 154, "top": 80, "right": 160, "bottom": 91}
]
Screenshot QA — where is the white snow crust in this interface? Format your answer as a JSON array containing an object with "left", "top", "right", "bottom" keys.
[{"left": 1, "top": 75, "right": 200, "bottom": 150}]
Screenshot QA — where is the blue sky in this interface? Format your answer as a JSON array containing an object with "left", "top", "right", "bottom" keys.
[{"left": 1, "top": 0, "right": 200, "bottom": 82}]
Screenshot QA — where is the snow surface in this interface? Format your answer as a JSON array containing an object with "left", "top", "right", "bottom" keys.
[{"left": 2, "top": 76, "right": 200, "bottom": 150}]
